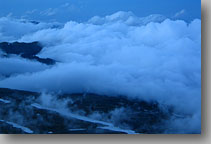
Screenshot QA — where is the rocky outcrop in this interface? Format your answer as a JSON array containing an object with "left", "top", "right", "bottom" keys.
[
  {"left": 0, "top": 42, "right": 55, "bottom": 65},
  {"left": 0, "top": 88, "right": 175, "bottom": 134}
]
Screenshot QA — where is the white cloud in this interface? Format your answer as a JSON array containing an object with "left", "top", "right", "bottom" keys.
[
  {"left": 61, "top": 3, "right": 70, "bottom": 8},
  {"left": 40, "top": 8, "right": 57, "bottom": 16},
  {"left": 0, "top": 56, "right": 50, "bottom": 77},
  {"left": 174, "top": 9, "right": 186, "bottom": 18},
  {"left": 26, "top": 9, "right": 38, "bottom": 15},
  {"left": 23, "top": 3, "right": 78, "bottom": 19},
  {"left": 88, "top": 11, "right": 166, "bottom": 26},
  {"left": 0, "top": 12, "right": 201, "bottom": 133},
  {"left": 0, "top": 17, "right": 62, "bottom": 42},
  {"left": 6, "top": 13, "right": 13, "bottom": 18}
]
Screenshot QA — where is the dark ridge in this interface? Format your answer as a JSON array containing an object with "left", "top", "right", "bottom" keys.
[
  {"left": 0, "top": 88, "right": 174, "bottom": 134},
  {"left": 29, "top": 21, "right": 40, "bottom": 25},
  {"left": 20, "top": 20, "right": 40, "bottom": 25},
  {"left": 21, "top": 54, "right": 56, "bottom": 65},
  {"left": 0, "top": 41, "right": 42, "bottom": 55},
  {"left": 0, "top": 41, "right": 56, "bottom": 65}
]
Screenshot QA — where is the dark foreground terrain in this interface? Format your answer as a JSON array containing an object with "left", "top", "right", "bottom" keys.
[
  {"left": 0, "top": 42, "right": 55, "bottom": 65},
  {"left": 0, "top": 88, "right": 181, "bottom": 134}
]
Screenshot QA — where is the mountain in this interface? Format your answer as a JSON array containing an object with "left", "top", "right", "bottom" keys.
[
  {"left": 0, "top": 41, "right": 55, "bottom": 65},
  {"left": 0, "top": 88, "right": 177, "bottom": 134}
]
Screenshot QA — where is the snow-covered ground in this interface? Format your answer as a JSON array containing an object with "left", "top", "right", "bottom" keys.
[
  {"left": 31, "top": 103, "right": 138, "bottom": 134},
  {"left": 0, "top": 98, "right": 10, "bottom": 104},
  {"left": 0, "top": 120, "right": 33, "bottom": 134}
]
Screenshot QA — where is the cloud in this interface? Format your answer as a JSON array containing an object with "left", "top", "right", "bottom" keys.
[
  {"left": 6, "top": 13, "right": 13, "bottom": 18},
  {"left": 26, "top": 9, "right": 38, "bottom": 15},
  {"left": 0, "top": 55, "right": 50, "bottom": 78},
  {"left": 174, "top": 9, "right": 186, "bottom": 18},
  {"left": 40, "top": 8, "right": 57, "bottom": 16},
  {"left": 88, "top": 11, "right": 166, "bottom": 26},
  {"left": 23, "top": 3, "right": 79, "bottom": 21},
  {"left": 61, "top": 3, "right": 71, "bottom": 8},
  {"left": 0, "top": 11, "right": 201, "bottom": 133},
  {"left": 0, "top": 17, "right": 62, "bottom": 42}
]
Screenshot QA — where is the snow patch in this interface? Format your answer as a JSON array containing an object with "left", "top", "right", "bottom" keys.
[
  {"left": 0, "top": 120, "right": 33, "bottom": 134},
  {"left": 31, "top": 103, "right": 138, "bottom": 134},
  {"left": 0, "top": 98, "right": 10, "bottom": 104}
]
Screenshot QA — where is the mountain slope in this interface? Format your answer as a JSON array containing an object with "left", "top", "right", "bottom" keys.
[
  {"left": 0, "top": 42, "right": 55, "bottom": 65},
  {"left": 0, "top": 88, "right": 175, "bottom": 134}
]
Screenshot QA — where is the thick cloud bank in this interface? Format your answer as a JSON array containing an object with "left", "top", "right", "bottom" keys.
[
  {"left": 0, "top": 12, "right": 201, "bottom": 133},
  {"left": 0, "top": 17, "right": 62, "bottom": 42}
]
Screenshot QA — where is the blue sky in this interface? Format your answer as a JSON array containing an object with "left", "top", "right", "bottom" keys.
[{"left": 0, "top": 0, "right": 201, "bottom": 22}]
